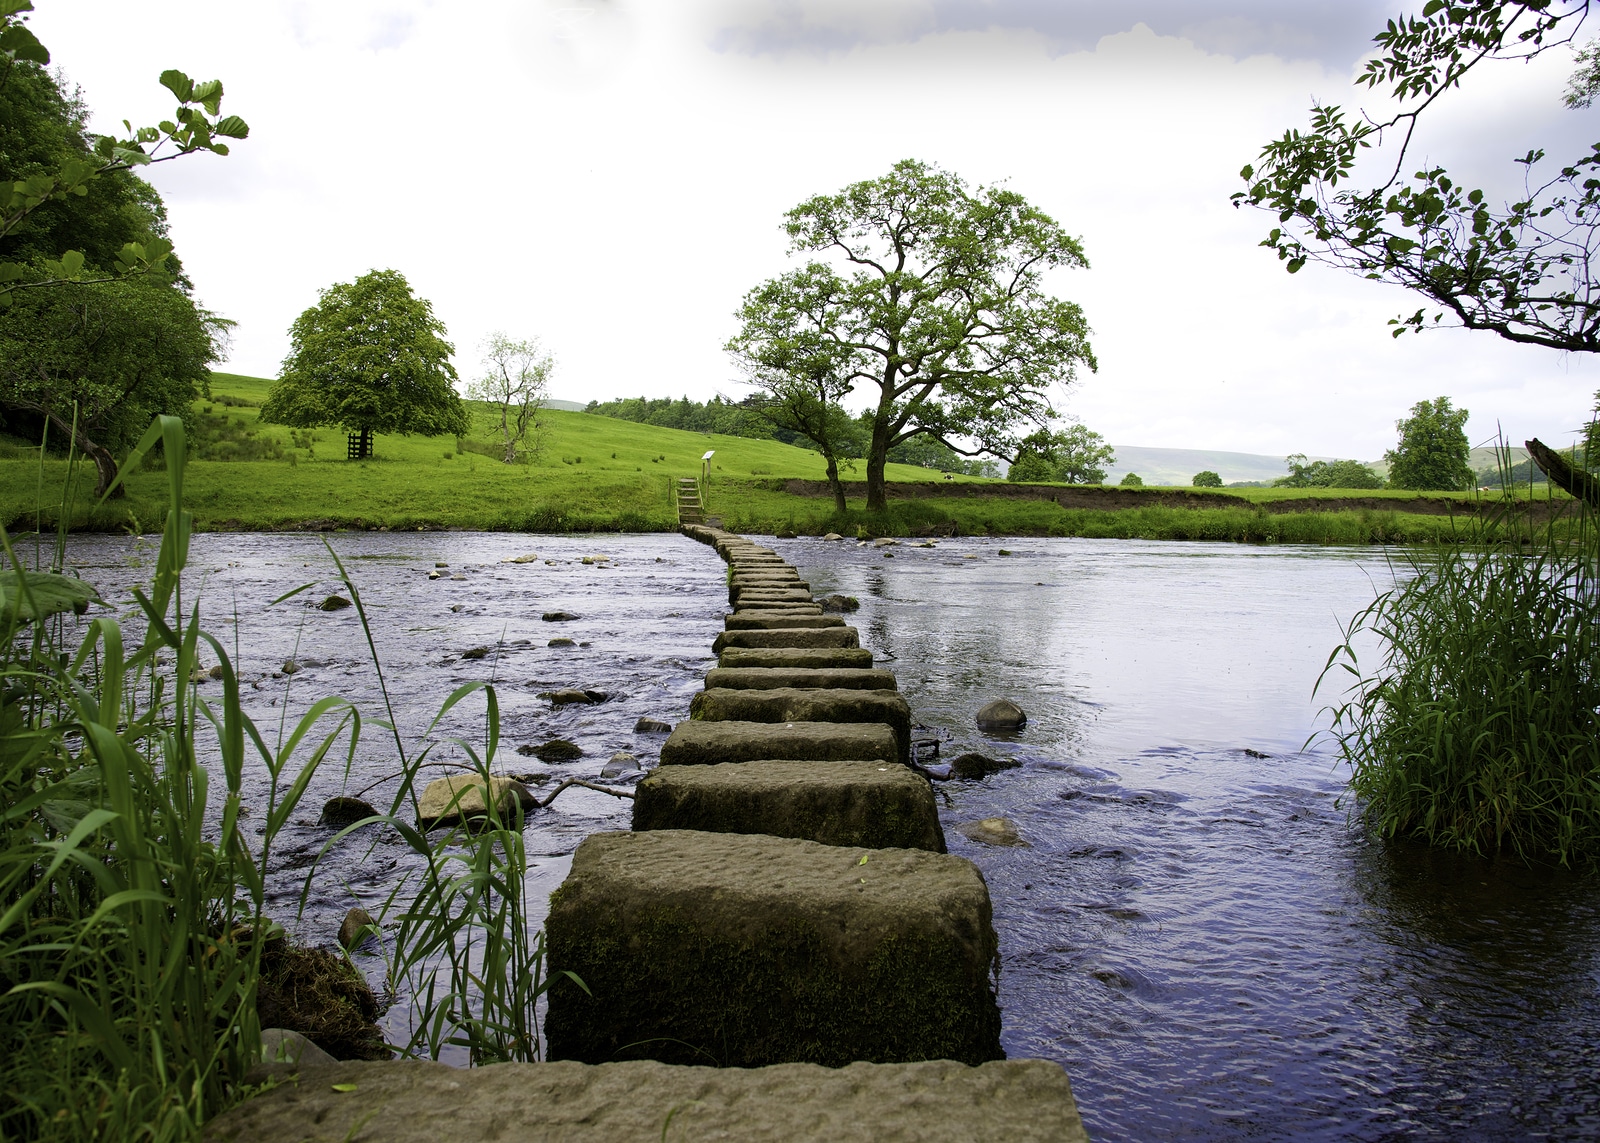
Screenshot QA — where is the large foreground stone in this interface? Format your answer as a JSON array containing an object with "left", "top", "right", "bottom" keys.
[
  {"left": 720, "top": 645, "right": 875, "bottom": 669},
  {"left": 416, "top": 775, "right": 535, "bottom": 828},
  {"left": 545, "top": 830, "right": 1002, "bottom": 1067},
  {"left": 660, "top": 720, "right": 899, "bottom": 766},
  {"left": 713, "top": 626, "right": 861, "bottom": 653},
  {"left": 691, "top": 687, "right": 911, "bottom": 766},
  {"left": 705, "top": 666, "right": 898, "bottom": 690},
  {"left": 634, "top": 760, "right": 944, "bottom": 851},
  {"left": 726, "top": 612, "right": 845, "bottom": 630},
  {"left": 205, "top": 1058, "right": 1087, "bottom": 1143}
]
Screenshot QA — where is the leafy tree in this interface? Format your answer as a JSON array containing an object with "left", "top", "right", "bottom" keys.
[
  {"left": 1119, "top": 472, "right": 1143, "bottom": 487},
  {"left": 1234, "top": 1, "right": 1600, "bottom": 352},
  {"left": 0, "top": 1, "right": 246, "bottom": 305},
  {"left": 728, "top": 159, "right": 1096, "bottom": 511},
  {"left": 1192, "top": 470, "right": 1223, "bottom": 487},
  {"left": 261, "top": 269, "right": 469, "bottom": 453},
  {"left": 0, "top": 277, "right": 224, "bottom": 494},
  {"left": 469, "top": 332, "right": 551, "bottom": 463},
  {"left": 1008, "top": 424, "right": 1114, "bottom": 484},
  {"left": 1275, "top": 454, "right": 1386, "bottom": 489},
  {"left": 1385, "top": 396, "right": 1472, "bottom": 490}
]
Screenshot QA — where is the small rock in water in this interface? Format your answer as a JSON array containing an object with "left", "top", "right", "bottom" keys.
[
  {"left": 450, "top": 575, "right": 466, "bottom": 581},
  {"left": 189, "top": 668, "right": 210, "bottom": 684},
  {"left": 998, "top": 549, "right": 1013, "bottom": 557},
  {"left": 949, "top": 752, "right": 1021, "bottom": 780},
  {"left": 601, "top": 752, "right": 638, "bottom": 778},
  {"left": 208, "top": 664, "right": 226, "bottom": 679},
  {"left": 975, "top": 698, "right": 1027, "bottom": 732},
  {"left": 548, "top": 637, "right": 576, "bottom": 647},
  {"left": 530, "top": 739, "right": 583, "bottom": 763},
  {"left": 634, "top": 717, "right": 673, "bottom": 734},
  {"left": 427, "top": 570, "right": 441, "bottom": 580},
  {"left": 542, "top": 611, "right": 579, "bottom": 622},
  {"left": 961, "top": 553, "right": 979, "bottom": 560},
  {"left": 872, "top": 537, "right": 899, "bottom": 547},
  {"left": 506, "top": 553, "right": 540, "bottom": 563},
  {"left": 450, "top": 604, "right": 464, "bottom": 612},
  {"left": 281, "top": 659, "right": 301, "bottom": 675},
  {"left": 435, "top": 562, "right": 449, "bottom": 568},
  {"left": 338, "top": 907, "right": 378, "bottom": 950},
  {"left": 818, "top": 594, "right": 861, "bottom": 613},
  {"left": 1244, "top": 748, "right": 1270, "bottom": 759},
  {"left": 956, "top": 817, "right": 1027, "bottom": 847},
  {"left": 318, "top": 595, "right": 351, "bottom": 611},
  {"left": 821, "top": 533, "right": 844, "bottom": 542},
  {"left": 319, "top": 796, "right": 377, "bottom": 827},
  {"left": 540, "top": 687, "right": 600, "bottom": 705},
  {"left": 460, "top": 646, "right": 491, "bottom": 660}
]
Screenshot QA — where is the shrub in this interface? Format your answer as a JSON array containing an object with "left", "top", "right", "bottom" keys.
[{"left": 1192, "top": 470, "right": 1223, "bottom": 487}]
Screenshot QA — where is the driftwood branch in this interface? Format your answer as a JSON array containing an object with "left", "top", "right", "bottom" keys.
[
  {"left": 534, "top": 777, "right": 635, "bottom": 807},
  {"left": 1526, "top": 438, "right": 1600, "bottom": 508}
]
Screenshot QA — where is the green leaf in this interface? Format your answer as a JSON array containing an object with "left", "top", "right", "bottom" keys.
[
  {"left": 857, "top": 853, "right": 869, "bottom": 865},
  {"left": 0, "top": 22, "right": 48, "bottom": 64},
  {"left": 190, "top": 78, "right": 223, "bottom": 114},
  {"left": 158, "top": 69, "right": 194, "bottom": 102},
  {"left": 214, "top": 115, "right": 249, "bottom": 139},
  {"left": 331, "top": 1083, "right": 358, "bottom": 1093},
  {"left": 0, "top": 569, "right": 102, "bottom": 626}
]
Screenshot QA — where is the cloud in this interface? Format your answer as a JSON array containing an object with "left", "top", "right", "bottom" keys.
[{"left": 708, "top": 0, "right": 1397, "bottom": 68}]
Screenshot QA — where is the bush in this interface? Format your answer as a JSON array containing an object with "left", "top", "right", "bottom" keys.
[
  {"left": 1192, "top": 470, "right": 1222, "bottom": 487},
  {"left": 1119, "top": 472, "right": 1143, "bottom": 487}
]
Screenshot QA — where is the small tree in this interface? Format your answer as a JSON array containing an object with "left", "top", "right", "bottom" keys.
[
  {"left": 1276, "top": 454, "right": 1385, "bottom": 489},
  {"left": 469, "top": 332, "right": 552, "bottom": 463},
  {"left": 1192, "top": 470, "right": 1223, "bottom": 487},
  {"left": 1120, "top": 472, "right": 1143, "bottom": 487},
  {"left": 261, "top": 269, "right": 468, "bottom": 456},
  {"left": 728, "top": 159, "right": 1097, "bottom": 511},
  {"left": 1008, "top": 424, "right": 1114, "bottom": 484},
  {"left": 1386, "top": 397, "right": 1472, "bottom": 491}
]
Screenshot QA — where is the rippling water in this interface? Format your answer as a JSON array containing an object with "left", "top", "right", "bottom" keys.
[{"left": 53, "top": 531, "right": 1600, "bottom": 1140}]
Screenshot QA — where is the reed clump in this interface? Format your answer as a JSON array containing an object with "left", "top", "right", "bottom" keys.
[{"left": 1322, "top": 455, "right": 1600, "bottom": 865}]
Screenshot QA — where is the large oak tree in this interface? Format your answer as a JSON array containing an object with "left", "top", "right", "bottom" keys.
[{"left": 728, "top": 159, "right": 1097, "bottom": 512}]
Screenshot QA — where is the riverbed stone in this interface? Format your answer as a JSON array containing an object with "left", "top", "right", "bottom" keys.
[
  {"left": 417, "top": 775, "right": 536, "bottom": 828},
  {"left": 205, "top": 1058, "right": 1088, "bottom": 1143},
  {"left": 819, "top": 593, "right": 862, "bottom": 613},
  {"left": 319, "top": 796, "right": 376, "bottom": 827},
  {"left": 713, "top": 627, "right": 861, "bottom": 653},
  {"left": 337, "top": 907, "right": 378, "bottom": 950},
  {"left": 634, "top": 760, "right": 944, "bottom": 851},
  {"left": 691, "top": 688, "right": 911, "bottom": 766},
  {"left": 975, "top": 698, "right": 1027, "bottom": 731},
  {"left": 949, "top": 752, "right": 1021, "bottom": 780},
  {"left": 955, "top": 817, "right": 1027, "bottom": 847},
  {"left": 719, "top": 646, "right": 875, "bottom": 670},
  {"left": 542, "top": 610, "right": 580, "bottom": 622},
  {"left": 545, "top": 830, "right": 1002, "bottom": 1067},
  {"left": 660, "top": 720, "right": 899, "bottom": 767},
  {"left": 704, "top": 667, "right": 898, "bottom": 691},
  {"left": 725, "top": 612, "right": 845, "bottom": 630},
  {"left": 732, "top": 587, "right": 814, "bottom": 603},
  {"left": 633, "top": 716, "right": 674, "bottom": 734}
]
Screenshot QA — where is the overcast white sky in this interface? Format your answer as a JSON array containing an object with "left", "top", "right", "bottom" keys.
[{"left": 29, "top": 0, "right": 1600, "bottom": 460}]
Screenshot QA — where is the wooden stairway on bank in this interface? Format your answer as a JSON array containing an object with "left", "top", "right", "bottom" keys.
[{"left": 676, "top": 477, "right": 705, "bottom": 525}]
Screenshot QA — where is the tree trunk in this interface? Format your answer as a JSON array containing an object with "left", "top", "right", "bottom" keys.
[
  {"left": 47, "top": 411, "right": 122, "bottom": 500},
  {"left": 824, "top": 453, "right": 847, "bottom": 514},
  {"left": 1526, "top": 438, "right": 1600, "bottom": 508}
]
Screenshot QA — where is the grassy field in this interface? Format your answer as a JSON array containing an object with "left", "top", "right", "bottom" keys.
[{"left": 0, "top": 371, "right": 1533, "bottom": 542}]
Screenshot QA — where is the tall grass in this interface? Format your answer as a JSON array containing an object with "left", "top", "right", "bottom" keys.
[
  {"left": 1320, "top": 455, "right": 1600, "bottom": 864},
  {"left": 0, "top": 416, "right": 575, "bottom": 1140}
]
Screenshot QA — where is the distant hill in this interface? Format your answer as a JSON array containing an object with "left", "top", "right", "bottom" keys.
[
  {"left": 1103, "top": 446, "right": 1332, "bottom": 487},
  {"left": 544, "top": 398, "right": 588, "bottom": 412}
]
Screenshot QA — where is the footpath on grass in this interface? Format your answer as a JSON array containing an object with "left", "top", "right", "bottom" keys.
[{"left": 206, "top": 526, "right": 1089, "bottom": 1143}]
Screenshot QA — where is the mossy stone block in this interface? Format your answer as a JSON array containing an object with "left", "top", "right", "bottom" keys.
[
  {"left": 704, "top": 667, "right": 898, "bottom": 691},
  {"left": 690, "top": 687, "right": 911, "bottom": 766},
  {"left": 660, "top": 720, "right": 898, "bottom": 766},
  {"left": 713, "top": 627, "right": 861, "bottom": 653},
  {"left": 634, "top": 760, "right": 944, "bottom": 851},
  {"left": 545, "top": 830, "right": 1001, "bottom": 1067},
  {"left": 719, "top": 646, "right": 875, "bottom": 670},
  {"left": 729, "top": 598, "right": 822, "bottom": 612},
  {"left": 725, "top": 613, "right": 845, "bottom": 630}
]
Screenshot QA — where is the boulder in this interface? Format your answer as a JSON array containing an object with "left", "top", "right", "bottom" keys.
[
  {"left": 280, "top": 659, "right": 301, "bottom": 675},
  {"left": 633, "top": 716, "right": 674, "bottom": 734},
  {"left": 949, "top": 752, "right": 1021, "bottom": 780},
  {"left": 725, "top": 613, "right": 846, "bottom": 631},
  {"left": 660, "top": 721, "right": 898, "bottom": 767},
  {"left": 524, "top": 739, "right": 583, "bottom": 762},
  {"left": 542, "top": 611, "right": 580, "bottom": 622},
  {"left": 337, "top": 907, "right": 378, "bottom": 950},
  {"left": 601, "top": 752, "right": 639, "bottom": 778},
  {"left": 718, "top": 646, "right": 874, "bottom": 670},
  {"left": 460, "top": 646, "right": 490, "bottom": 660},
  {"left": 634, "top": 760, "right": 944, "bottom": 851},
  {"left": 818, "top": 594, "right": 861, "bottom": 613},
  {"left": 713, "top": 627, "right": 861, "bottom": 653},
  {"left": 540, "top": 687, "right": 605, "bottom": 705},
  {"left": 547, "top": 637, "right": 576, "bottom": 647},
  {"left": 975, "top": 698, "right": 1027, "bottom": 732},
  {"left": 545, "top": 831, "right": 1002, "bottom": 1067},
  {"left": 955, "top": 817, "right": 1026, "bottom": 847},
  {"left": 690, "top": 688, "right": 911, "bottom": 766},
  {"left": 704, "top": 667, "right": 898, "bottom": 691},
  {"left": 417, "top": 775, "right": 536, "bottom": 828},
  {"left": 319, "top": 796, "right": 377, "bottom": 828},
  {"left": 207, "top": 1058, "right": 1088, "bottom": 1143}
]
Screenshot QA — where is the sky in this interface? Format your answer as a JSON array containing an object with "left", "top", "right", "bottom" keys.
[{"left": 26, "top": 0, "right": 1600, "bottom": 461}]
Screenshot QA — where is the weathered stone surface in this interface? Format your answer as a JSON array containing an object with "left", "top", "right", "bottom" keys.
[
  {"left": 318, "top": 594, "right": 351, "bottom": 611},
  {"left": 635, "top": 760, "right": 944, "bottom": 851},
  {"left": 633, "top": 716, "right": 674, "bottom": 734},
  {"left": 949, "top": 752, "right": 1021, "bottom": 780},
  {"left": 601, "top": 752, "right": 639, "bottom": 778},
  {"left": 713, "top": 627, "right": 861, "bottom": 653},
  {"left": 205, "top": 1058, "right": 1088, "bottom": 1143},
  {"left": 660, "top": 720, "right": 898, "bottom": 767},
  {"left": 719, "top": 646, "right": 875, "bottom": 670},
  {"left": 542, "top": 610, "right": 580, "bottom": 622},
  {"left": 691, "top": 687, "right": 911, "bottom": 766},
  {"left": 704, "top": 667, "right": 898, "bottom": 691},
  {"left": 337, "top": 907, "right": 377, "bottom": 950},
  {"left": 417, "top": 775, "right": 535, "bottom": 827},
  {"left": 956, "top": 817, "right": 1027, "bottom": 847},
  {"left": 732, "top": 587, "right": 813, "bottom": 601},
  {"left": 729, "top": 598, "right": 823, "bottom": 612},
  {"left": 318, "top": 796, "right": 376, "bottom": 827},
  {"left": 975, "top": 697, "right": 1027, "bottom": 731},
  {"left": 539, "top": 687, "right": 604, "bottom": 705},
  {"left": 819, "top": 593, "right": 862, "bottom": 613},
  {"left": 546, "top": 831, "right": 1001, "bottom": 1067},
  {"left": 725, "top": 612, "right": 845, "bottom": 630}
]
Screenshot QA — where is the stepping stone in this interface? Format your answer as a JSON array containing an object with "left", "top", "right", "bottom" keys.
[
  {"left": 214, "top": 1058, "right": 1088, "bottom": 1143},
  {"left": 634, "top": 759, "right": 944, "bottom": 851},
  {"left": 732, "top": 588, "right": 814, "bottom": 604},
  {"left": 660, "top": 720, "right": 897, "bottom": 766},
  {"left": 545, "top": 830, "right": 1003, "bottom": 1067},
  {"left": 729, "top": 599, "right": 822, "bottom": 612},
  {"left": 725, "top": 613, "right": 844, "bottom": 630},
  {"left": 719, "top": 646, "right": 875, "bottom": 670},
  {"left": 704, "top": 667, "right": 898, "bottom": 691},
  {"left": 690, "top": 687, "right": 911, "bottom": 766},
  {"left": 713, "top": 627, "right": 861, "bottom": 653}
]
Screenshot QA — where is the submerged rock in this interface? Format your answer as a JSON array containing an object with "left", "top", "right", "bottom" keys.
[
  {"left": 281, "top": 659, "right": 301, "bottom": 675},
  {"left": 601, "top": 752, "right": 639, "bottom": 778},
  {"left": 818, "top": 594, "right": 861, "bottom": 613},
  {"left": 542, "top": 611, "right": 580, "bottom": 622},
  {"left": 318, "top": 595, "right": 352, "bottom": 611},
  {"left": 460, "top": 646, "right": 491, "bottom": 660},
  {"left": 548, "top": 637, "right": 576, "bottom": 647},
  {"left": 319, "top": 796, "right": 377, "bottom": 827},
  {"left": 956, "top": 817, "right": 1027, "bottom": 847},
  {"left": 528, "top": 739, "right": 583, "bottom": 763},
  {"left": 975, "top": 698, "right": 1027, "bottom": 732},
  {"left": 338, "top": 907, "right": 378, "bottom": 950},
  {"left": 506, "top": 553, "right": 540, "bottom": 563},
  {"left": 540, "top": 687, "right": 604, "bottom": 705},
  {"left": 634, "top": 717, "right": 673, "bottom": 735},
  {"left": 949, "top": 752, "right": 1021, "bottom": 780}
]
